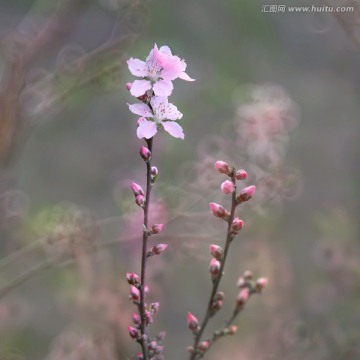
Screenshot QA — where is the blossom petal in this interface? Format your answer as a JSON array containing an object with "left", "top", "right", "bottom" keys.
[
  {"left": 127, "top": 58, "right": 148, "bottom": 77},
  {"left": 128, "top": 102, "right": 152, "bottom": 117},
  {"left": 162, "top": 121, "right": 184, "bottom": 139},
  {"left": 146, "top": 44, "right": 167, "bottom": 73},
  {"left": 137, "top": 118, "right": 157, "bottom": 139},
  {"left": 161, "top": 56, "right": 184, "bottom": 81},
  {"left": 164, "top": 102, "right": 183, "bottom": 120},
  {"left": 130, "top": 80, "right": 152, "bottom": 97},
  {"left": 178, "top": 71, "right": 195, "bottom": 81},
  {"left": 153, "top": 79, "right": 174, "bottom": 97},
  {"left": 159, "top": 45, "right": 172, "bottom": 56}
]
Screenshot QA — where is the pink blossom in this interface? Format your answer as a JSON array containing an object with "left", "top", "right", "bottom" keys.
[
  {"left": 209, "top": 244, "right": 223, "bottom": 260},
  {"left": 129, "top": 285, "right": 140, "bottom": 302},
  {"left": 152, "top": 243, "right": 168, "bottom": 255},
  {"left": 198, "top": 341, "right": 210, "bottom": 352},
  {"left": 235, "top": 169, "right": 247, "bottom": 180},
  {"left": 128, "top": 326, "right": 138, "bottom": 339},
  {"left": 135, "top": 195, "right": 146, "bottom": 208},
  {"left": 209, "top": 202, "right": 229, "bottom": 220},
  {"left": 256, "top": 277, "right": 268, "bottom": 293},
  {"left": 131, "top": 182, "right": 144, "bottom": 197},
  {"left": 209, "top": 258, "right": 221, "bottom": 275},
  {"left": 139, "top": 146, "right": 151, "bottom": 161},
  {"left": 215, "top": 161, "right": 230, "bottom": 175},
  {"left": 129, "top": 96, "right": 184, "bottom": 139},
  {"left": 231, "top": 217, "right": 244, "bottom": 232},
  {"left": 151, "top": 223, "right": 164, "bottom": 234},
  {"left": 236, "top": 288, "right": 250, "bottom": 308},
  {"left": 127, "top": 44, "right": 195, "bottom": 97},
  {"left": 187, "top": 312, "right": 199, "bottom": 331},
  {"left": 221, "top": 180, "right": 235, "bottom": 194},
  {"left": 126, "top": 272, "right": 140, "bottom": 286},
  {"left": 237, "top": 185, "right": 256, "bottom": 203}
]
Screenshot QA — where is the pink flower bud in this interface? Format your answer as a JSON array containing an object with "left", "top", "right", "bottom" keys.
[
  {"left": 255, "top": 277, "right": 268, "bottom": 293},
  {"left": 209, "top": 244, "right": 223, "bottom": 260},
  {"left": 131, "top": 182, "right": 144, "bottom": 196},
  {"left": 215, "top": 291, "right": 224, "bottom": 301},
  {"left": 151, "top": 166, "right": 158, "bottom": 176},
  {"left": 244, "top": 270, "right": 253, "bottom": 280},
  {"left": 145, "top": 310, "right": 153, "bottom": 325},
  {"left": 156, "top": 331, "right": 166, "bottom": 342},
  {"left": 129, "top": 285, "right": 140, "bottom": 302},
  {"left": 231, "top": 217, "right": 244, "bottom": 232},
  {"left": 152, "top": 243, "right": 168, "bottom": 255},
  {"left": 128, "top": 326, "right": 138, "bottom": 339},
  {"left": 144, "top": 285, "right": 149, "bottom": 295},
  {"left": 209, "top": 258, "right": 221, "bottom": 276},
  {"left": 236, "top": 276, "right": 246, "bottom": 288},
  {"left": 237, "top": 185, "right": 256, "bottom": 203},
  {"left": 136, "top": 352, "right": 144, "bottom": 360},
  {"left": 235, "top": 169, "right": 247, "bottom": 180},
  {"left": 227, "top": 325, "right": 238, "bottom": 335},
  {"left": 198, "top": 341, "right": 210, "bottom": 352},
  {"left": 132, "top": 313, "right": 141, "bottom": 324},
  {"left": 215, "top": 161, "right": 230, "bottom": 175},
  {"left": 187, "top": 312, "right": 199, "bottom": 331},
  {"left": 135, "top": 195, "right": 146, "bottom": 208},
  {"left": 187, "top": 346, "right": 195, "bottom": 354},
  {"left": 126, "top": 82, "right": 132, "bottom": 91},
  {"left": 221, "top": 180, "right": 235, "bottom": 194},
  {"left": 126, "top": 272, "right": 141, "bottom": 286},
  {"left": 152, "top": 223, "right": 164, "bottom": 234},
  {"left": 140, "top": 146, "right": 151, "bottom": 161},
  {"left": 150, "top": 302, "right": 160, "bottom": 313},
  {"left": 236, "top": 288, "right": 249, "bottom": 308},
  {"left": 209, "top": 202, "right": 229, "bottom": 220}
]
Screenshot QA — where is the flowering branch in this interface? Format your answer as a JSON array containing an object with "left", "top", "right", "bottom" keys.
[
  {"left": 126, "top": 44, "right": 194, "bottom": 359},
  {"left": 187, "top": 161, "right": 266, "bottom": 359}
]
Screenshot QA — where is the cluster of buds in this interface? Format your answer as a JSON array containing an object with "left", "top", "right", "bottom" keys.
[
  {"left": 235, "top": 270, "right": 268, "bottom": 311},
  {"left": 131, "top": 182, "right": 146, "bottom": 209},
  {"left": 209, "top": 291, "right": 224, "bottom": 316}
]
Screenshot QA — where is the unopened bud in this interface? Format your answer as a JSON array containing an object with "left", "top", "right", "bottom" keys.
[
  {"left": 231, "top": 217, "right": 244, "bottom": 232},
  {"left": 244, "top": 270, "right": 253, "bottom": 280},
  {"left": 145, "top": 310, "right": 153, "bottom": 325},
  {"left": 140, "top": 146, "right": 151, "bottom": 161},
  {"left": 131, "top": 182, "right": 145, "bottom": 197},
  {"left": 135, "top": 195, "right": 146, "bottom": 208},
  {"left": 236, "top": 288, "right": 249, "bottom": 308},
  {"left": 187, "top": 346, "right": 195, "bottom": 354},
  {"left": 198, "top": 341, "right": 210, "bottom": 352},
  {"left": 126, "top": 272, "right": 140, "bottom": 286},
  {"left": 209, "top": 244, "right": 223, "bottom": 260},
  {"left": 215, "top": 291, "right": 225, "bottom": 301},
  {"left": 255, "top": 277, "right": 268, "bottom": 293},
  {"left": 235, "top": 169, "right": 247, "bottom": 180},
  {"left": 136, "top": 352, "right": 144, "bottom": 360},
  {"left": 150, "top": 302, "right": 160, "bottom": 313},
  {"left": 209, "top": 258, "right": 221, "bottom": 276},
  {"left": 227, "top": 325, "right": 238, "bottom": 335},
  {"left": 152, "top": 223, "right": 164, "bottom": 234},
  {"left": 215, "top": 161, "right": 230, "bottom": 175},
  {"left": 129, "top": 285, "right": 140, "bottom": 302},
  {"left": 151, "top": 166, "right": 158, "bottom": 176},
  {"left": 209, "top": 202, "right": 229, "bottom": 220},
  {"left": 187, "top": 312, "right": 199, "bottom": 332},
  {"left": 156, "top": 331, "right": 166, "bottom": 342},
  {"left": 132, "top": 313, "right": 141, "bottom": 324},
  {"left": 221, "top": 180, "right": 235, "bottom": 194},
  {"left": 237, "top": 185, "right": 256, "bottom": 203},
  {"left": 152, "top": 243, "right": 168, "bottom": 255},
  {"left": 236, "top": 276, "right": 246, "bottom": 288},
  {"left": 128, "top": 326, "right": 138, "bottom": 340},
  {"left": 126, "top": 82, "right": 132, "bottom": 91}
]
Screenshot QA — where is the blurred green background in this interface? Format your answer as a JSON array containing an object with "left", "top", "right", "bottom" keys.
[{"left": 0, "top": 0, "right": 359, "bottom": 359}]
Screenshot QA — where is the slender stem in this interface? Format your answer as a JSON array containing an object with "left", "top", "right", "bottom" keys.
[
  {"left": 139, "top": 137, "right": 153, "bottom": 360},
  {"left": 190, "top": 175, "right": 237, "bottom": 360}
]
